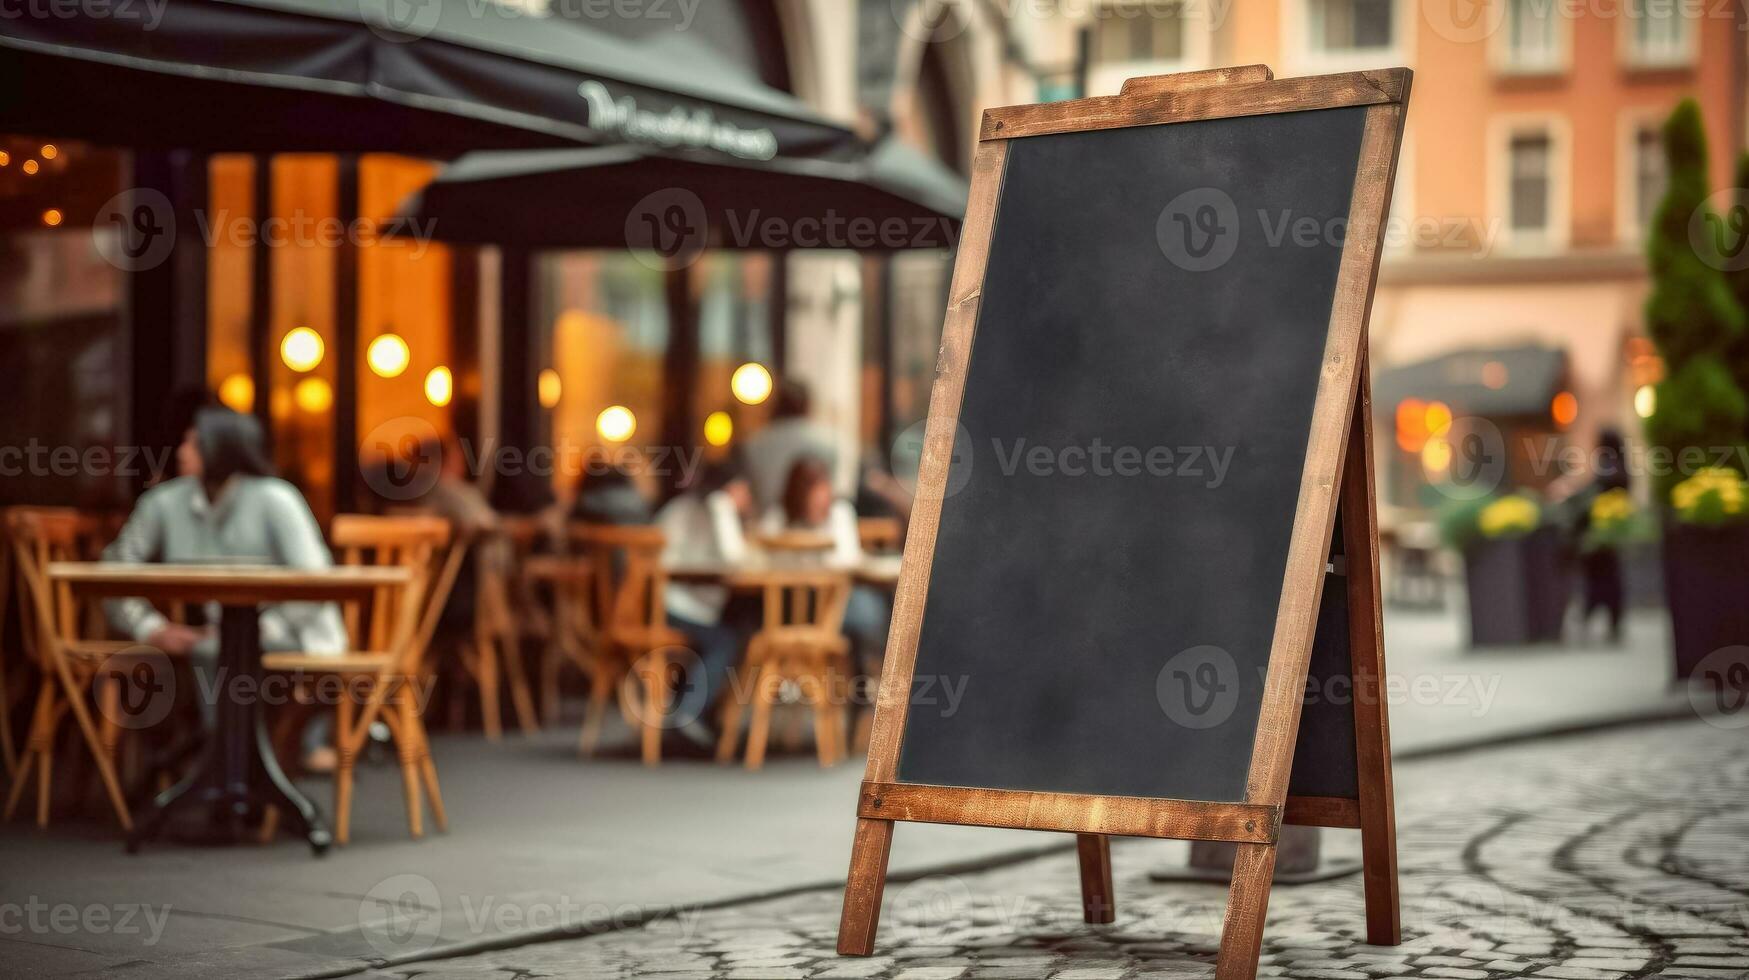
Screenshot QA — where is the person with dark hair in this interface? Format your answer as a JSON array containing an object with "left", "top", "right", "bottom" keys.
[
  {"left": 763, "top": 455, "right": 890, "bottom": 673},
  {"left": 741, "top": 377, "right": 839, "bottom": 513},
  {"left": 1573, "top": 428, "right": 1632, "bottom": 643},
  {"left": 653, "top": 459, "right": 756, "bottom": 743},
  {"left": 103, "top": 407, "right": 348, "bottom": 761},
  {"left": 570, "top": 462, "right": 653, "bottom": 526}
]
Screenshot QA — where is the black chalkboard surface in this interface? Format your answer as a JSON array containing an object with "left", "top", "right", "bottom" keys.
[
  {"left": 895, "top": 106, "right": 1366, "bottom": 803},
  {"left": 838, "top": 66, "right": 1410, "bottom": 980}
]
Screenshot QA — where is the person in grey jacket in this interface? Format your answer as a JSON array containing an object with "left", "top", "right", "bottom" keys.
[{"left": 103, "top": 408, "right": 348, "bottom": 748}]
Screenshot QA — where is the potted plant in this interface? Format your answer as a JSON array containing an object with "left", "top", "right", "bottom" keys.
[
  {"left": 1643, "top": 101, "right": 1749, "bottom": 678},
  {"left": 1441, "top": 493, "right": 1567, "bottom": 647},
  {"left": 1661, "top": 468, "right": 1749, "bottom": 677}
]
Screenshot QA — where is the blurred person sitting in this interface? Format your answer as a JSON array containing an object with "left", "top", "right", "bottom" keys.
[
  {"left": 1570, "top": 428, "right": 1632, "bottom": 644},
  {"left": 570, "top": 461, "right": 654, "bottom": 526},
  {"left": 763, "top": 457, "right": 889, "bottom": 672},
  {"left": 102, "top": 406, "right": 347, "bottom": 769},
  {"left": 654, "top": 461, "right": 757, "bottom": 747},
  {"left": 742, "top": 379, "right": 839, "bottom": 514}
]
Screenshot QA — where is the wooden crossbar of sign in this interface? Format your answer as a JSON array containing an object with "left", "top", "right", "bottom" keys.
[{"left": 836, "top": 64, "right": 1410, "bottom": 980}]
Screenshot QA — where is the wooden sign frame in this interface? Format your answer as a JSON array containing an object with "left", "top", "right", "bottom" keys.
[{"left": 836, "top": 65, "right": 1410, "bottom": 980}]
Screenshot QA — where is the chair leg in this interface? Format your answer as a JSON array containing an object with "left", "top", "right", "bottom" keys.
[
  {"left": 578, "top": 660, "right": 614, "bottom": 757},
  {"left": 745, "top": 665, "right": 779, "bottom": 771},
  {"left": 410, "top": 707, "right": 446, "bottom": 833},
  {"left": 715, "top": 666, "right": 747, "bottom": 764},
  {"left": 4, "top": 749, "right": 34, "bottom": 820},
  {"left": 812, "top": 682, "right": 837, "bottom": 768},
  {"left": 499, "top": 632, "right": 540, "bottom": 737},
  {"left": 0, "top": 664, "right": 16, "bottom": 777},
  {"left": 56, "top": 664, "right": 131, "bottom": 831},
  {"left": 334, "top": 698, "right": 356, "bottom": 846},
  {"left": 475, "top": 638, "right": 502, "bottom": 741},
  {"left": 540, "top": 643, "right": 562, "bottom": 723},
  {"left": 36, "top": 741, "right": 52, "bottom": 828},
  {"left": 5, "top": 680, "right": 55, "bottom": 821},
  {"left": 385, "top": 699, "right": 423, "bottom": 840},
  {"left": 639, "top": 651, "right": 667, "bottom": 767}
]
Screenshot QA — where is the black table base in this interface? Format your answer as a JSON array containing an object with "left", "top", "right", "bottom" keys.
[{"left": 126, "top": 605, "right": 331, "bottom": 855}]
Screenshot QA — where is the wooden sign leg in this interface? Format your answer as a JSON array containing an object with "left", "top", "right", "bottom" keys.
[
  {"left": 1215, "top": 842, "right": 1277, "bottom": 980},
  {"left": 1340, "top": 365, "right": 1401, "bottom": 946},
  {"left": 837, "top": 817, "right": 895, "bottom": 955},
  {"left": 1075, "top": 833, "right": 1116, "bottom": 923}
]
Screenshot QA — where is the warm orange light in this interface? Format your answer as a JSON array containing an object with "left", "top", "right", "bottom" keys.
[
  {"left": 0, "top": 151, "right": 11, "bottom": 167},
  {"left": 218, "top": 373, "right": 255, "bottom": 413},
  {"left": 731, "top": 362, "right": 773, "bottom": 405},
  {"left": 366, "top": 333, "right": 410, "bottom": 378},
  {"left": 537, "top": 369, "right": 562, "bottom": 408},
  {"left": 704, "top": 410, "right": 733, "bottom": 447},
  {"left": 1395, "top": 398, "right": 1429, "bottom": 453},
  {"left": 21, "top": 159, "right": 39, "bottom": 175},
  {"left": 1424, "top": 401, "right": 1453, "bottom": 438},
  {"left": 294, "top": 377, "right": 333, "bottom": 413},
  {"left": 280, "top": 327, "right": 325, "bottom": 372},
  {"left": 1551, "top": 391, "right": 1578, "bottom": 428},
  {"left": 1634, "top": 384, "right": 1656, "bottom": 419},
  {"left": 39, "top": 144, "right": 57, "bottom": 160},
  {"left": 424, "top": 366, "right": 453, "bottom": 407},
  {"left": 596, "top": 405, "right": 636, "bottom": 443},
  {"left": 40, "top": 208, "right": 62, "bottom": 227}
]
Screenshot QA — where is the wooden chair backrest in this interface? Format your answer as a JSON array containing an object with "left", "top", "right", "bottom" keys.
[
  {"left": 755, "top": 529, "right": 835, "bottom": 566},
  {"left": 757, "top": 569, "right": 852, "bottom": 640},
  {"left": 570, "top": 523, "right": 668, "bottom": 641},
  {"left": 856, "top": 517, "right": 903, "bottom": 555},
  {"left": 5, "top": 507, "right": 85, "bottom": 665},
  {"left": 329, "top": 514, "right": 456, "bottom": 665}
]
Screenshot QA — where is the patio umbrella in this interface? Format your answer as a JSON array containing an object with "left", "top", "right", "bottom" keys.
[
  {"left": 0, "top": 0, "right": 857, "bottom": 158},
  {"left": 393, "top": 135, "right": 967, "bottom": 250}
]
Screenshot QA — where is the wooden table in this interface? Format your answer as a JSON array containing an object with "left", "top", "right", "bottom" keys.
[
  {"left": 47, "top": 562, "right": 412, "bottom": 855},
  {"left": 666, "top": 554, "right": 903, "bottom": 589}
]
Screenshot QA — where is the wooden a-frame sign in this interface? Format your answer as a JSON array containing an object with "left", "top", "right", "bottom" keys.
[{"left": 836, "top": 65, "right": 1410, "bottom": 980}]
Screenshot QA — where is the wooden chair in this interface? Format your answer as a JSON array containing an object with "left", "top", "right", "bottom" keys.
[
  {"left": 459, "top": 517, "right": 542, "bottom": 739},
  {"left": 262, "top": 514, "right": 461, "bottom": 844},
  {"left": 571, "top": 524, "right": 687, "bottom": 766},
  {"left": 716, "top": 569, "right": 852, "bottom": 769},
  {"left": 856, "top": 517, "right": 904, "bottom": 555},
  {"left": 530, "top": 544, "right": 599, "bottom": 730},
  {"left": 755, "top": 529, "right": 836, "bottom": 565},
  {"left": 1, "top": 522, "right": 18, "bottom": 777},
  {"left": 3, "top": 507, "right": 138, "bottom": 829}
]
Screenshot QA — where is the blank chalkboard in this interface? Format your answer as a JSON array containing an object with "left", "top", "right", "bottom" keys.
[{"left": 894, "top": 106, "right": 1366, "bottom": 802}]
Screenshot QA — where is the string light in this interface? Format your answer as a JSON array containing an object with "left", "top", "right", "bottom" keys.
[
  {"left": 41, "top": 209, "right": 62, "bottom": 227},
  {"left": 596, "top": 405, "right": 636, "bottom": 443},
  {"left": 730, "top": 362, "right": 772, "bottom": 405},
  {"left": 294, "top": 377, "right": 333, "bottom": 413},
  {"left": 704, "top": 410, "right": 733, "bottom": 447},
  {"left": 538, "top": 369, "right": 562, "bottom": 408},
  {"left": 280, "top": 327, "right": 325, "bottom": 372},
  {"left": 424, "top": 366, "right": 453, "bottom": 407},
  {"left": 218, "top": 374, "right": 255, "bottom": 413},
  {"left": 366, "top": 334, "right": 410, "bottom": 378}
]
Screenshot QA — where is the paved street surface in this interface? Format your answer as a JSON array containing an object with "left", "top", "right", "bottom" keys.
[
  {"left": 349, "top": 717, "right": 1749, "bottom": 980},
  {"left": 0, "top": 607, "right": 1719, "bottom": 978}
]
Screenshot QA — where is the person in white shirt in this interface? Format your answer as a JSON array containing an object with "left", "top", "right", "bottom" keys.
[
  {"left": 103, "top": 407, "right": 347, "bottom": 766},
  {"left": 654, "top": 462, "right": 755, "bottom": 745},
  {"left": 765, "top": 456, "right": 891, "bottom": 675}
]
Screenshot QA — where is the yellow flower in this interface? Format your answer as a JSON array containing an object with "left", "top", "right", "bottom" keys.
[
  {"left": 1672, "top": 467, "right": 1749, "bottom": 524},
  {"left": 1590, "top": 488, "right": 1634, "bottom": 526},
  {"left": 1479, "top": 495, "right": 1540, "bottom": 538}
]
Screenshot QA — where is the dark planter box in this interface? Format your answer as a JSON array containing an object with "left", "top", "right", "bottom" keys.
[
  {"left": 1463, "top": 526, "right": 1568, "bottom": 647},
  {"left": 1661, "top": 523, "right": 1749, "bottom": 679}
]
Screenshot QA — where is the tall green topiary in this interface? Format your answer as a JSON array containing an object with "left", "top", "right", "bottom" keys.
[
  {"left": 1644, "top": 99, "right": 1748, "bottom": 504},
  {"left": 1724, "top": 150, "right": 1749, "bottom": 424}
]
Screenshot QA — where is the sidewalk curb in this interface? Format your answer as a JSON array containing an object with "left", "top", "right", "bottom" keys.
[{"left": 304, "top": 703, "right": 1708, "bottom": 980}]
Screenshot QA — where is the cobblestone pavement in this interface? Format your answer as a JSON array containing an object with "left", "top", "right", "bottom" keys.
[{"left": 363, "top": 719, "right": 1749, "bottom": 980}]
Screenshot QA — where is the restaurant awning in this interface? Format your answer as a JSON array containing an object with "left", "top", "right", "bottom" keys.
[
  {"left": 1373, "top": 344, "right": 1570, "bottom": 418},
  {"left": 0, "top": 0, "right": 858, "bottom": 158},
  {"left": 394, "top": 135, "right": 968, "bottom": 250}
]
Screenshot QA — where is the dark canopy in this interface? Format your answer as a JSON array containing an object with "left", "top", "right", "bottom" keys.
[
  {"left": 0, "top": 0, "right": 857, "bottom": 158},
  {"left": 1374, "top": 344, "right": 1570, "bottom": 418},
  {"left": 395, "top": 135, "right": 967, "bottom": 250}
]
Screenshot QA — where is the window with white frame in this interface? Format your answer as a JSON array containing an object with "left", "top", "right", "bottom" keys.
[
  {"left": 1307, "top": 0, "right": 1394, "bottom": 54},
  {"left": 1508, "top": 131, "right": 1553, "bottom": 236},
  {"left": 1625, "top": 0, "right": 1694, "bottom": 67},
  {"left": 1502, "top": 0, "right": 1560, "bottom": 72},
  {"left": 1630, "top": 121, "right": 1666, "bottom": 237},
  {"left": 1094, "top": 1, "right": 1187, "bottom": 64}
]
